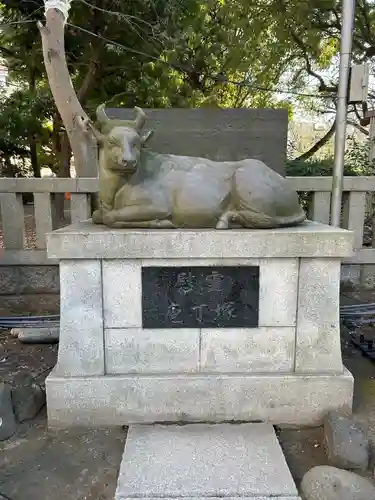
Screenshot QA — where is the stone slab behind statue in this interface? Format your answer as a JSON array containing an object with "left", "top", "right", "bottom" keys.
[
  {"left": 45, "top": 220, "right": 354, "bottom": 427},
  {"left": 105, "top": 108, "right": 288, "bottom": 175}
]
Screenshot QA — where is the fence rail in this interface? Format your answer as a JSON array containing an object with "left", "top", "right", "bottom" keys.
[{"left": 0, "top": 176, "right": 374, "bottom": 267}]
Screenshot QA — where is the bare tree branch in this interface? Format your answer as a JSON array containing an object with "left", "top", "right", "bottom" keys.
[
  {"left": 294, "top": 120, "right": 336, "bottom": 161},
  {"left": 276, "top": 0, "right": 336, "bottom": 93},
  {"left": 347, "top": 119, "right": 369, "bottom": 136}
]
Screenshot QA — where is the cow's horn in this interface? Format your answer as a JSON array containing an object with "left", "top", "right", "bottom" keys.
[
  {"left": 96, "top": 104, "right": 110, "bottom": 125},
  {"left": 134, "top": 106, "right": 146, "bottom": 131}
]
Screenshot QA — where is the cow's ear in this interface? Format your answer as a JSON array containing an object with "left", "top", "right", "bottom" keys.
[{"left": 141, "top": 130, "right": 154, "bottom": 146}]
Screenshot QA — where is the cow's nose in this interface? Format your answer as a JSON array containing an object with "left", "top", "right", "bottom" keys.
[{"left": 124, "top": 159, "right": 135, "bottom": 167}]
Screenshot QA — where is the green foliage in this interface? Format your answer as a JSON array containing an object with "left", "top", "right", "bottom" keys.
[
  {"left": 286, "top": 158, "right": 362, "bottom": 177},
  {"left": 0, "top": 0, "right": 301, "bottom": 179},
  {"left": 0, "top": 87, "right": 53, "bottom": 176},
  {"left": 286, "top": 138, "right": 375, "bottom": 177},
  {"left": 155, "top": 0, "right": 299, "bottom": 109},
  {"left": 344, "top": 138, "right": 375, "bottom": 176}
]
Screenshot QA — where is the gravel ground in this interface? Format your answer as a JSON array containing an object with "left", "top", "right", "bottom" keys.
[
  {"left": 0, "top": 213, "right": 37, "bottom": 249},
  {"left": 0, "top": 204, "right": 72, "bottom": 250},
  {"left": 0, "top": 329, "right": 58, "bottom": 387}
]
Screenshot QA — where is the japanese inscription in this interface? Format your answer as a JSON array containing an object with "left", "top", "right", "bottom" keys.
[{"left": 142, "top": 266, "right": 259, "bottom": 328}]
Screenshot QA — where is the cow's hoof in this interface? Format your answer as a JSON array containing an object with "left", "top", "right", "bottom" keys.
[
  {"left": 216, "top": 217, "right": 229, "bottom": 229},
  {"left": 154, "top": 219, "right": 175, "bottom": 228},
  {"left": 102, "top": 212, "right": 116, "bottom": 226},
  {"left": 92, "top": 210, "right": 103, "bottom": 224},
  {"left": 216, "top": 210, "right": 238, "bottom": 229}
]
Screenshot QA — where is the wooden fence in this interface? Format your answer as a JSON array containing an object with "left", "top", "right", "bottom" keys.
[{"left": 0, "top": 176, "right": 373, "bottom": 266}]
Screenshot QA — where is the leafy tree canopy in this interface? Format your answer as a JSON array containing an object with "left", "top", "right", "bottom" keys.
[{"left": 0, "top": 0, "right": 374, "bottom": 176}]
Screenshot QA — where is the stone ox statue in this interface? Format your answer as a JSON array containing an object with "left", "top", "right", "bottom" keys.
[{"left": 82, "top": 105, "right": 306, "bottom": 229}]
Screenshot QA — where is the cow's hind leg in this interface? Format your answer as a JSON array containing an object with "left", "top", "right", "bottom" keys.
[
  {"left": 216, "top": 167, "right": 280, "bottom": 229},
  {"left": 216, "top": 208, "right": 275, "bottom": 229},
  {"left": 232, "top": 209, "right": 275, "bottom": 228}
]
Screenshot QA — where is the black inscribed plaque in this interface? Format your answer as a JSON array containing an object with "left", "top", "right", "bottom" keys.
[{"left": 142, "top": 266, "right": 259, "bottom": 329}]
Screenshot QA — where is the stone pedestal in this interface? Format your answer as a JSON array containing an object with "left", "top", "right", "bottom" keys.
[{"left": 46, "top": 220, "right": 354, "bottom": 427}]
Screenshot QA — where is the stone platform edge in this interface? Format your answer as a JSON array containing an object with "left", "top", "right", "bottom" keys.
[
  {"left": 116, "top": 497, "right": 301, "bottom": 500},
  {"left": 46, "top": 369, "right": 353, "bottom": 427},
  {"left": 46, "top": 220, "right": 354, "bottom": 259}
]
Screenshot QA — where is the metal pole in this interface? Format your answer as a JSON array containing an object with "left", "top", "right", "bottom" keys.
[{"left": 330, "top": 0, "right": 356, "bottom": 226}]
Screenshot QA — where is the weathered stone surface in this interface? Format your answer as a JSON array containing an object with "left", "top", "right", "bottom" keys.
[
  {"left": 18, "top": 266, "right": 59, "bottom": 294},
  {"left": 57, "top": 259, "right": 104, "bottom": 376},
  {"left": 200, "top": 327, "right": 295, "bottom": 373},
  {"left": 46, "top": 369, "right": 353, "bottom": 427},
  {"left": 0, "top": 294, "right": 59, "bottom": 316},
  {"left": 0, "top": 265, "right": 59, "bottom": 295},
  {"left": 257, "top": 258, "right": 298, "bottom": 326},
  {"left": 300, "top": 465, "right": 375, "bottom": 500},
  {"left": 12, "top": 375, "right": 46, "bottom": 422},
  {"left": 102, "top": 260, "right": 142, "bottom": 328},
  {"left": 324, "top": 411, "right": 369, "bottom": 470},
  {"left": 295, "top": 259, "right": 343, "bottom": 374},
  {"left": 0, "top": 383, "right": 17, "bottom": 440},
  {"left": 0, "top": 266, "right": 18, "bottom": 295},
  {"left": 16, "top": 327, "right": 59, "bottom": 344},
  {"left": 47, "top": 220, "right": 354, "bottom": 260},
  {"left": 105, "top": 328, "right": 200, "bottom": 374},
  {"left": 117, "top": 497, "right": 300, "bottom": 500},
  {"left": 115, "top": 423, "right": 298, "bottom": 500}
]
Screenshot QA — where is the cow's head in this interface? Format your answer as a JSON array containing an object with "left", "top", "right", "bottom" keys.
[{"left": 96, "top": 105, "right": 153, "bottom": 173}]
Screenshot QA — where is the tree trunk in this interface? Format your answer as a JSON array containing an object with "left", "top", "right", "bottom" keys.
[
  {"left": 38, "top": 9, "right": 98, "bottom": 178},
  {"left": 30, "top": 135, "right": 40, "bottom": 178},
  {"left": 53, "top": 133, "right": 72, "bottom": 226},
  {"left": 28, "top": 66, "right": 40, "bottom": 178}
]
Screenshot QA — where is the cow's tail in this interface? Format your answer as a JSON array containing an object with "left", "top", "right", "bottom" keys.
[{"left": 233, "top": 206, "right": 307, "bottom": 229}]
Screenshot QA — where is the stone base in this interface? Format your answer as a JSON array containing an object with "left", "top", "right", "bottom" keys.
[
  {"left": 46, "top": 221, "right": 355, "bottom": 428},
  {"left": 46, "top": 369, "right": 353, "bottom": 427},
  {"left": 114, "top": 423, "right": 300, "bottom": 500}
]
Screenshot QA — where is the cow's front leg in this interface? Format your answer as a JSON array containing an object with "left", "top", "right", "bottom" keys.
[
  {"left": 102, "top": 205, "right": 173, "bottom": 228},
  {"left": 92, "top": 209, "right": 103, "bottom": 224},
  {"left": 92, "top": 199, "right": 115, "bottom": 224},
  {"left": 109, "top": 220, "right": 176, "bottom": 228}
]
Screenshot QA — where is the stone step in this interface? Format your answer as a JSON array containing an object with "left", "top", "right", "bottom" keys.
[{"left": 115, "top": 423, "right": 301, "bottom": 500}]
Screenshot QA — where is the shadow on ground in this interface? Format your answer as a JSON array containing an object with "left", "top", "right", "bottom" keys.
[{"left": 0, "top": 413, "right": 126, "bottom": 500}]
